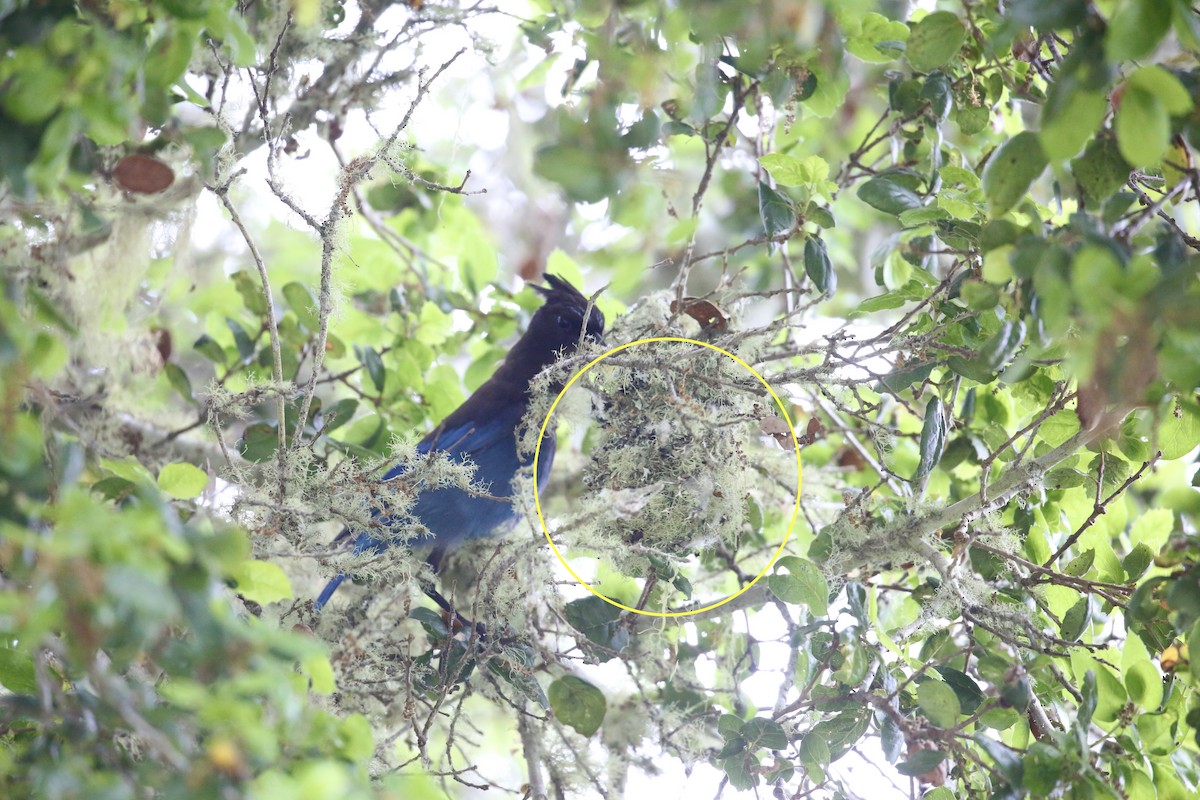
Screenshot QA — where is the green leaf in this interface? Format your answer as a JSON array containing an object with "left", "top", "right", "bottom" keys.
[
  {"left": 798, "top": 734, "right": 830, "bottom": 782},
  {"left": 2, "top": 62, "right": 67, "bottom": 124},
  {"left": 896, "top": 749, "right": 945, "bottom": 777},
  {"left": 767, "top": 556, "right": 828, "bottom": 615},
  {"left": 535, "top": 142, "right": 622, "bottom": 203},
  {"left": 283, "top": 282, "right": 320, "bottom": 331},
  {"left": 914, "top": 397, "right": 948, "bottom": 485},
  {"left": 193, "top": 333, "right": 226, "bottom": 364},
  {"left": 238, "top": 422, "right": 279, "bottom": 462},
  {"left": 164, "top": 363, "right": 194, "bottom": 402},
  {"left": 1106, "top": 0, "right": 1173, "bottom": 61},
  {"left": 409, "top": 607, "right": 449, "bottom": 639},
  {"left": 921, "top": 71, "right": 953, "bottom": 122},
  {"left": 226, "top": 318, "right": 255, "bottom": 361},
  {"left": 1064, "top": 549, "right": 1095, "bottom": 577},
  {"left": 1123, "top": 543, "right": 1154, "bottom": 581},
  {"left": 0, "top": 644, "right": 38, "bottom": 694},
  {"left": 232, "top": 560, "right": 293, "bottom": 605},
  {"left": 960, "top": 280, "right": 999, "bottom": 310},
  {"left": 718, "top": 713, "right": 744, "bottom": 740},
  {"left": 906, "top": 11, "right": 965, "bottom": 72},
  {"left": 232, "top": 271, "right": 268, "bottom": 316},
  {"left": 362, "top": 346, "right": 386, "bottom": 393},
  {"left": 974, "top": 734, "right": 1025, "bottom": 786},
  {"left": 741, "top": 717, "right": 788, "bottom": 751},
  {"left": 1022, "top": 742, "right": 1065, "bottom": 796},
  {"left": 844, "top": 13, "right": 909, "bottom": 63},
  {"left": 335, "top": 714, "right": 375, "bottom": 762},
  {"left": 917, "top": 679, "right": 961, "bottom": 728},
  {"left": 803, "top": 236, "right": 836, "bottom": 296},
  {"left": 1117, "top": 86, "right": 1171, "bottom": 168},
  {"left": 934, "top": 667, "right": 984, "bottom": 712},
  {"left": 857, "top": 176, "right": 923, "bottom": 216},
  {"left": 548, "top": 676, "right": 606, "bottom": 737},
  {"left": 982, "top": 132, "right": 1048, "bottom": 215},
  {"left": 1070, "top": 136, "right": 1131, "bottom": 203},
  {"left": 851, "top": 290, "right": 908, "bottom": 315},
  {"left": 758, "top": 182, "right": 795, "bottom": 237},
  {"left": 1060, "top": 597, "right": 1090, "bottom": 641},
  {"left": 758, "top": 153, "right": 834, "bottom": 196},
  {"left": 877, "top": 360, "right": 934, "bottom": 393},
  {"left": 880, "top": 715, "right": 903, "bottom": 763},
  {"left": 1077, "top": 670, "right": 1097, "bottom": 728},
  {"left": 1128, "top": 64, "right": 1195, "bottom": 115},
  {"left": 1124, "top": 658, "right": 1163, "bottom": 710},
  {"left": 323, "top": 398, "right": 359, "bottom": 433},
  {"left": 564, "top": 595, "right": 629, "bottom": 661},
  {"left": 1006, "top": 0, "right": 1086, "bottom": 30},
  {"left": 157, "top": 462, "right": 209, "bottom": 500},
  {"left": 1040, "top": 86, "right": 1107, "bottom": 161},
  {"left": 1158, "top": 399, "right": 1200, "bottom": 460},
  {"left": 948, "top": 320, "right": 1026, "bottom": 383},
  {"left": 301, "top": 652, "right": 336, "bottom": 695}
]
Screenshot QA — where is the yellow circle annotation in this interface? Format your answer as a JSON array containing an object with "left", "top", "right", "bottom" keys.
[{"left": 532, "top": 336, "right": 803, "bottom": 618}]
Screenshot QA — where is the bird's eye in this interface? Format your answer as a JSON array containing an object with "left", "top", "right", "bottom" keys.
[{"left": 555, "top": 314, "right": 573, "bottom": 330}]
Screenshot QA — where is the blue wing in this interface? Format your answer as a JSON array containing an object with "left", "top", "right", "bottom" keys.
[{"left": 315, "top": 407, "right": 556, "bottom": 610}]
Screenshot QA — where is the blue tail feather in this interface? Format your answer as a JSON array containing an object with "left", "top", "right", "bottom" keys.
[{"left": 314, "top": 573, "right": 346, "bottom": 611}]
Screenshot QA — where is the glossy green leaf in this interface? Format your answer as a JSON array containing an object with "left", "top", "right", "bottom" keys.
[
  {"left": 857, "top": 176, "right": 923, "bottom": 216},
  {"left": 226, "top": 318, "right": 255, "bottom": 361},
  {"left": 803, "top": 235, "right": 836, "bottom": 296},
  {"left": 283, "top": 282, "right": 320, "bottom": 331},
  {"left": 362, "top": 346, "right": 386, "bottom": 393},
  {"left": 1071, "top": 136, "right": 1131, "bottom": 203},
  {"left": 1060, "top": 597, "right": 1090, "bottom": 641},
  {"left": 914, "top": 396, "right": 948, "bottom": 484},
  {"left": 934, "top": 667, "right": 984, "bottom": 712},
  {"left": 1117, "top": 86, "right": 1171, "bottom": 168},
  {"left": 974, "top": 734, "right": 1025, "bottom": 786},
  {"left": 1064, "top": 549, "right": 1095, "bottom": 577},
  {"left": 238, "top": 422, "right": 279, "bottom": 462},
  {"left": 917, "top": 679, "right": 961, "bottom": 728},
  {"left": 844, "top": 13, "right": 909, "bottom": 63},
  {"left": 906, "top": 11, "right": 965, "bottom": 72},
  {"left": 193, "top": 334, "right": 227, "bottom": 364},
  {"left": 741, "top": 717, "right": 788, "bottom": 750},
  {"left": 564, "top": 595, "right": 629, "bottom": 661},
  {"left": 164, "top": 363, "right": 194, "bottom": 401},
  {"left": 157, "top": 462, "right": 209, "bottom": 500},
  {"left": 982, "top": 132, "right": 1048, "bottom": 215},
  {"left": 1158, "top": 399, "right": 1200, "bottom": 459},
  {"left": 548, "top": 676, "right": 607, "bottom": 737},
  {"left": 1006, "top": 0, "right": 1086, "bottom": 30},
  {"left": 232, "top": 560, "right": 293, "bottom": 605},
  {"left": 1106, "top": 0, "right": 1172, "bottom": 61},
  {"left": 0, "top": 645, "right": 38, "bottom": 694},
  {"left": 768, "top": 556, "right": 829, "bottom": 615},
  {"left": 1022, "top": 742, "right": 1065, "bottom": 796},
  {"left": 758, "top": 182, "right": 796, "bottom": 237},
  {"left": 896, "top": 749, "right": 945, "bottom": 777},
  {"left": 921, "top": 71, "right": 953, "bottom": 122},
  {"left": 880, "top": 715, "right": 903, "bottom": 763}
]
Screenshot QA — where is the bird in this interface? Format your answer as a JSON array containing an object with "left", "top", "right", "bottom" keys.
[{"left": 315, "top": 274, "right": 605, "bottom": 613}]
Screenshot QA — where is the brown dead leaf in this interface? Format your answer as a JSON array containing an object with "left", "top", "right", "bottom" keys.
[{"left": 113, "top": 154, "right": 175, "bottom": 194}]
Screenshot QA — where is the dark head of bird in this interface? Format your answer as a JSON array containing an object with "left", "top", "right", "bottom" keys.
[
  {"left": 461, "top": 273, "right": 604, "bottom": 406},
  {"left": 509, "top": 274, "right": 605, "bottom": 374}
]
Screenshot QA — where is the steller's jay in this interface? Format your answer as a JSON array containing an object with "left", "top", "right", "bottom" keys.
[{"left": 315, "top": 275, "right": 604, "bottom": 612}]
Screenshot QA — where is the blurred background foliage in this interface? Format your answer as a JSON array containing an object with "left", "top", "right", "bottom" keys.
[{"left": 3, "top": 0, "right": 1200, "bottom": 797}]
